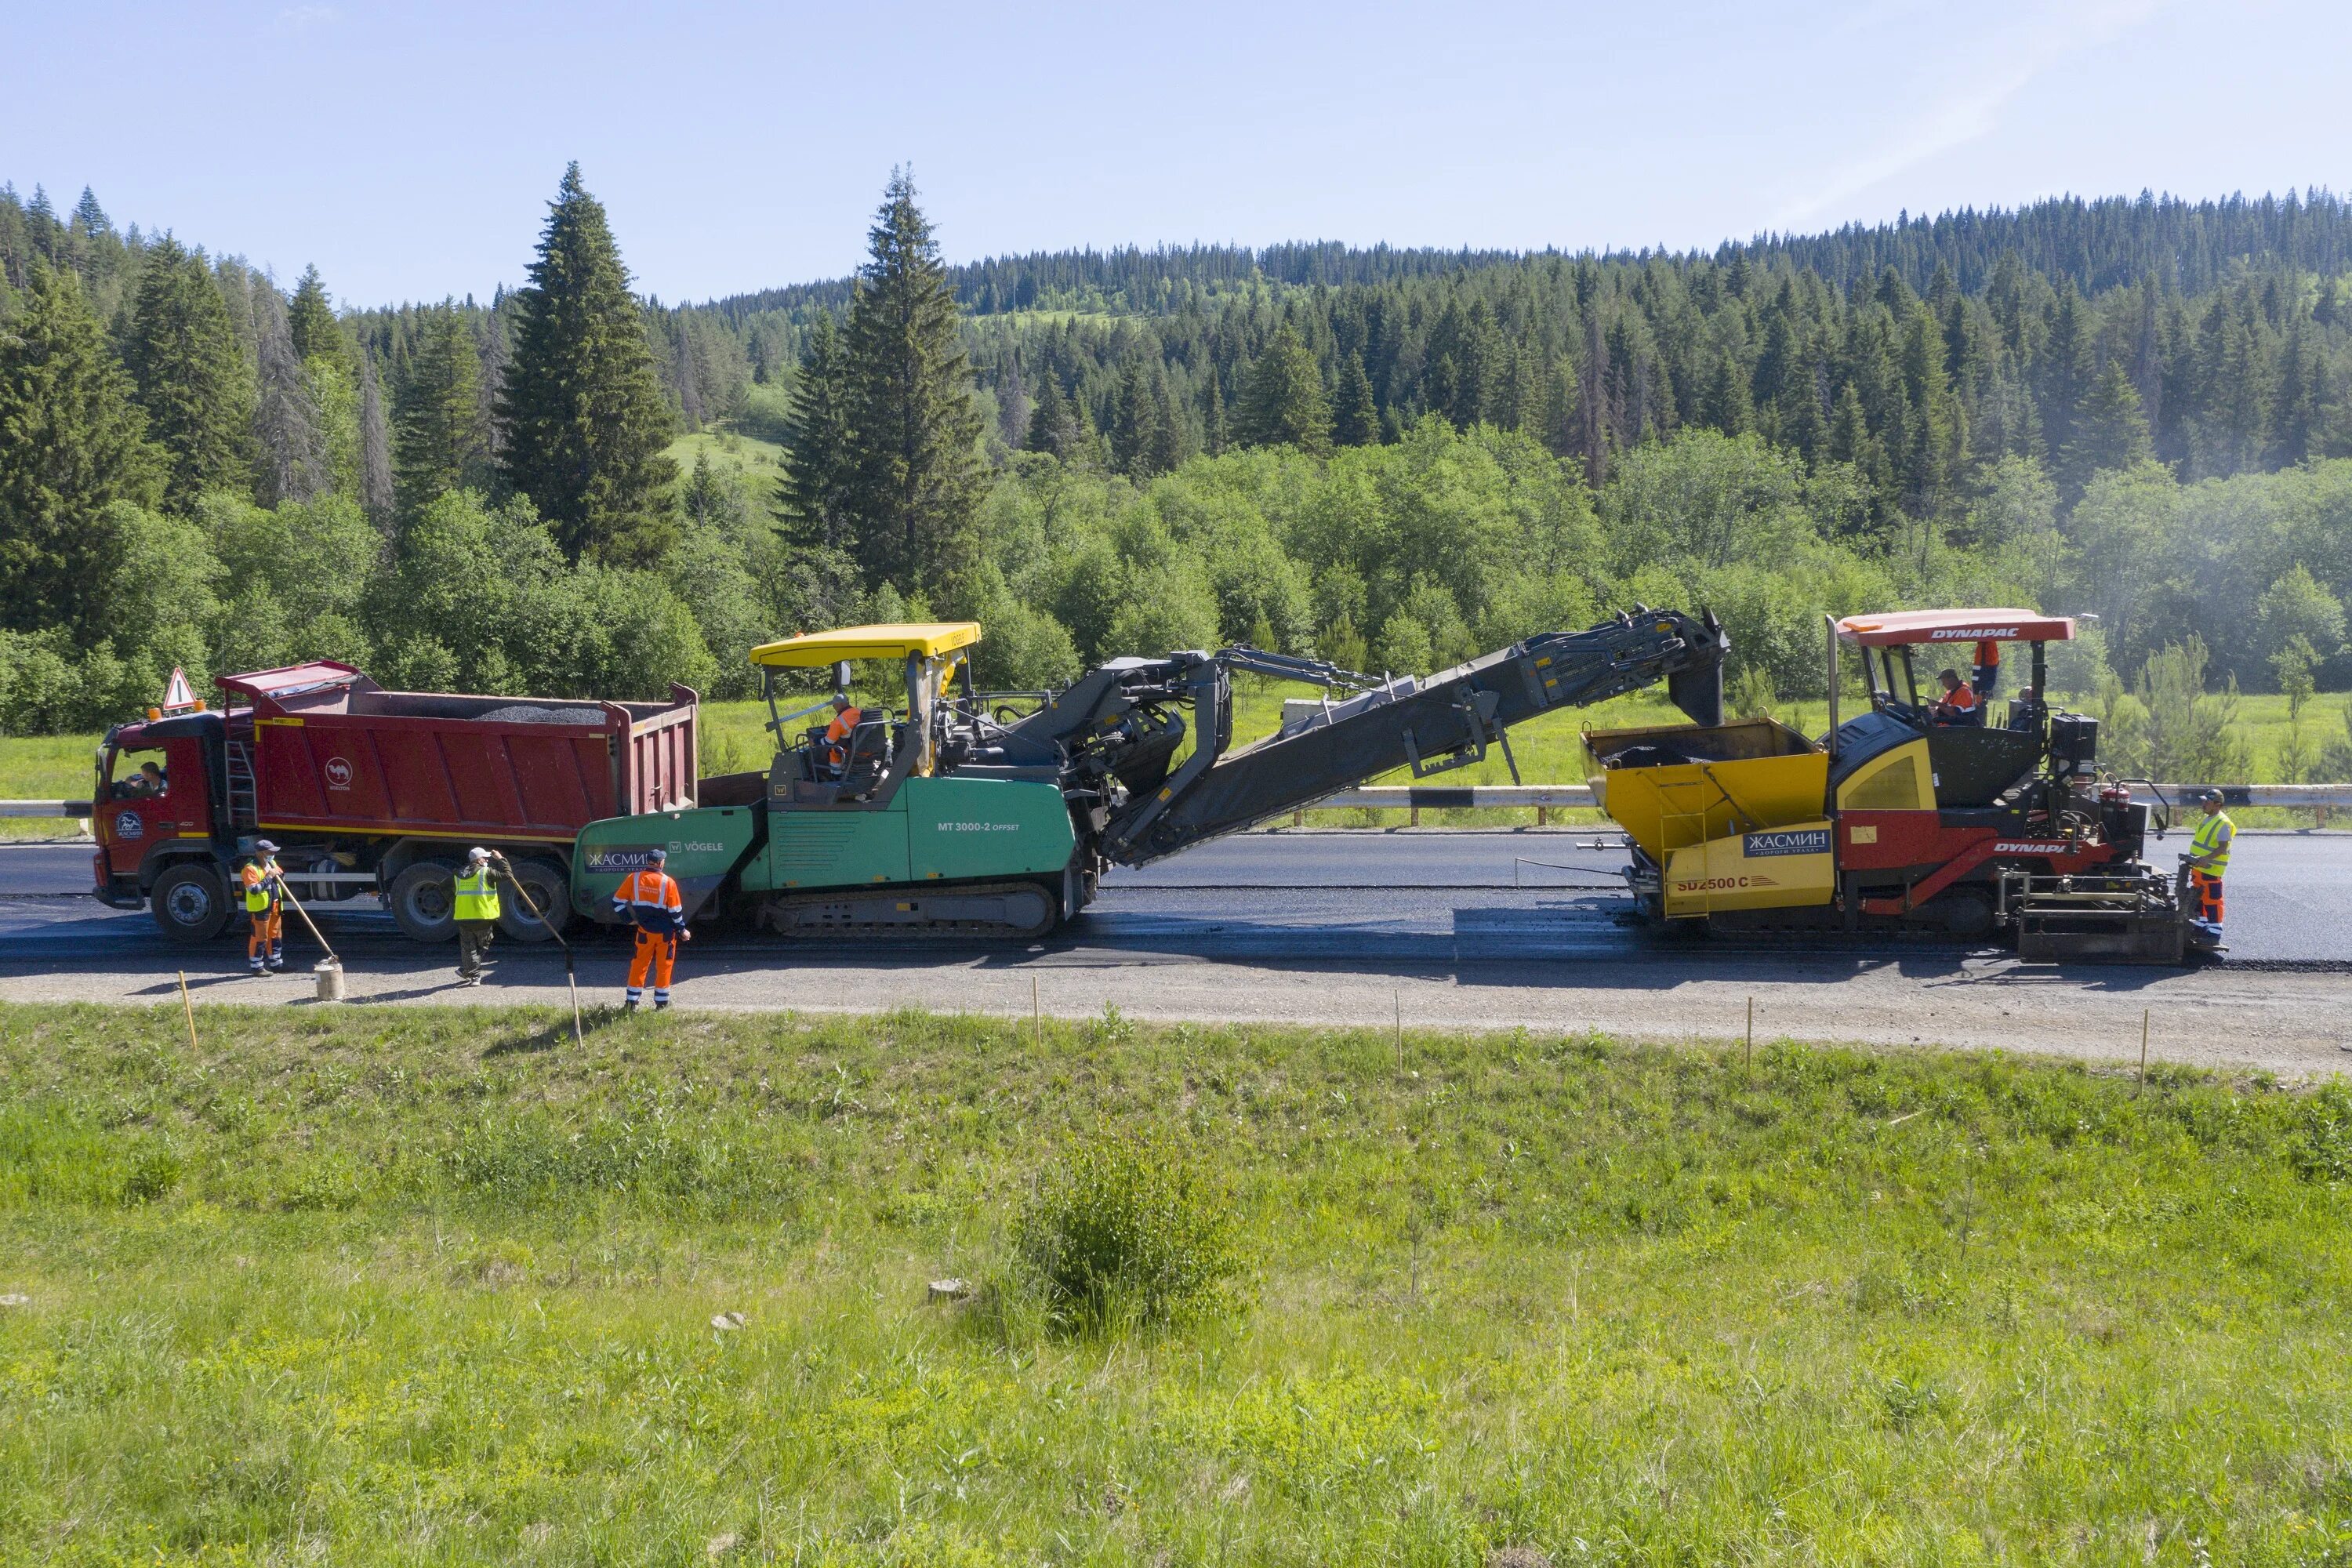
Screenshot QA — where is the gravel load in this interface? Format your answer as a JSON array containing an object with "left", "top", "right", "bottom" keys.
[{"left": 476, "top": 703, "right": 605, "bottom": 725}]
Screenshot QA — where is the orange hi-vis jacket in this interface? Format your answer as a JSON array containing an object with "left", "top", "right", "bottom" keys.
[
  {"left": 611, "top": 867, "right": 685, "bottom": 935},
  {"left": 823, "top": 706, "right": 864, "bottom": 766}
]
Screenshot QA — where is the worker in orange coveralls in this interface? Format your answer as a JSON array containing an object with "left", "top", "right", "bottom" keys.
[{"left": 611, "top": 846, "right": 691, "bottom": 1011}]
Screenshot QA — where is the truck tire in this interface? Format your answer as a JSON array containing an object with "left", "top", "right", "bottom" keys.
[
  {"left": 495, "top": 858, "right": 574, "bottom": 943},
  {"left": 387, "top": 859, "right": 460, "bottom": 944},
  {"left": 150, "top": 862, "right": 232, "bottom": 943}
]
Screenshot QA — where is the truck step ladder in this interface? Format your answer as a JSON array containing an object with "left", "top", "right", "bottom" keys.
[{"left": 224, "top": 740, "right": 257, "bottom": 829}]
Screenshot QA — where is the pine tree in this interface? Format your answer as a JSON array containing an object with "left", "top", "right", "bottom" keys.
[
  {"left": 357, "top": 348, "right": 394, "bottom": 521},
  {"left": 1333, "top": 350, "right": 1379, "bottom": 446},
  {"left": 394, "top": 305, "right": 485, "bottom": 514},
  {"left": 1236, "top": 322, "right": 1331, "bottom": 454},
  {"left": 1202, "top": 374, "right": 1227, "bottom": 456},
  {"left": 287, "top": 264, "right": 343, "bottom": 365},
  {"left": 838, "top": 169, "right": 988, "bottom": 595},
  {"left": 249, "top": 276, "right": 328, "bottom": 506},
  {"left": 495, "top": 163, "right": 677, "bottom": 563},
  {"left": 122, "top": 234, "right": 255, "bottom": 510},
  {"left": 0, "top": 260, "right": 163, "bottom": 633},
  {"left": 777, "top": 313, "right": 856, "bottom": 549}
]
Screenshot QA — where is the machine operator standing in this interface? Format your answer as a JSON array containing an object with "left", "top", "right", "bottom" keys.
[
  {"left": 2187, "top": 788, "right": 2234, "bottom": 938},
  {"left": 612, "top": 846, "right": 691, "bottom": 1011}
]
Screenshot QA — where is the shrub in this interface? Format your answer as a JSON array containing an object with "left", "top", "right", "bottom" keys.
[{"left": 1014, "top": 1128, "right": 1246, "bottom": 1332}]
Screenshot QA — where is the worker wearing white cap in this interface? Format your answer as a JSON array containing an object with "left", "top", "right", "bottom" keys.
[
  {"left": 240, "top": 840, "right": 285, "bottom": 975},
  {"left": 452, "top": 846, "right": 511, "bottom": 985}
]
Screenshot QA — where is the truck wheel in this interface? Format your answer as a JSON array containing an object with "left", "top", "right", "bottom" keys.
[
  {"left": 496, "top": 859, "right": 574, "bottom": 943},
  {"left": 150, "top": 862, "right": 231, "bottom": 943},
  {"left": 387, "top": 860, "right": 460, "bottom": 944}
]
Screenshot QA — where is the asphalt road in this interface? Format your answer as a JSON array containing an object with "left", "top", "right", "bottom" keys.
[
  {"left": 0, "top": 831, "right": 2344, "bottom": 1073},
  {"left": 1, "top": 829, "right": 2344, "bottom": 964}
]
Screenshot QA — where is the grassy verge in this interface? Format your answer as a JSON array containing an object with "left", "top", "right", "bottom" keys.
[{"left": 4, "top": 1005, "right": 2352, "bottom": 1563}]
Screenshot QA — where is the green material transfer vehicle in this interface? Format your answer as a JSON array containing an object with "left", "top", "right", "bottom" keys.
[
  {"left": 572, "top": 608, "right": 1732, "bottom": 941},
  {"left": 572, "top": 622, "right": 1080, "bottom": 939}
]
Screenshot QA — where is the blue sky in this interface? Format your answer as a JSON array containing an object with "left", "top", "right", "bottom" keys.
[{"left": 7, "top": 0, "right": 2343, "bottom": 308}]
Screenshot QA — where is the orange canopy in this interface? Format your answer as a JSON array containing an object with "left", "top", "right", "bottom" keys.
[{"left": 1835, "top": 609, "right": 2073, "bottom": 648}]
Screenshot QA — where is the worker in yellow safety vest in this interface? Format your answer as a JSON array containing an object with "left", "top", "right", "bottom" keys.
[
  {"left": 612, "top": 846, "right": 691, "bottom": 1011},
  {"left": 240, "top": 840, "right": 285, "bottom": 975},
  {"left": 452, "top": 847, "right": 511, "bottom": 986},
  {"left": 2187, "top": 789, "right": 2234, "bottom": 935}
]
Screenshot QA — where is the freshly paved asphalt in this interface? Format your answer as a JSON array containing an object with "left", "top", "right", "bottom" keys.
[
  {"left": 1, "top": 830, "right": 2344, "bottom": 1073},
  {"left": 0, "top": 827, "right": 2341, "bottom": 967}
]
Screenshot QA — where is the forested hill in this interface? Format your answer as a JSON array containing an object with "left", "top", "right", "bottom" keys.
[
  {"left": 0, "top": 169, "right": 2347, "bottom": 784},
  {"left": 708, "top": 190, "right": 2352, "bottom": 322}
]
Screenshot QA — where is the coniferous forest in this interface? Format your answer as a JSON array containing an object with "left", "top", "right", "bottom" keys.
[{"left": 2, "top": 171, "right": 2350, "bottom": 780}]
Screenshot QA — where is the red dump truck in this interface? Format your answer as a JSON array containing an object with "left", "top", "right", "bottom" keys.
[{"left": 93, "top": 662, "right": 699, "bottom": 944}]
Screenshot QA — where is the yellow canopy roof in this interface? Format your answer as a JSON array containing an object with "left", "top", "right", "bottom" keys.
[{"left": 750, "top": 622, "right": 983, "bottom": 668}]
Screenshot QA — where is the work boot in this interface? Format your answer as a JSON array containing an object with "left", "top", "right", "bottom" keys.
[
  {"left": 623, "top": 999, "right": 639, "bottom": 1013},
  {"left": 655, "top": 999, "right": 671, "bottom": 1011}
]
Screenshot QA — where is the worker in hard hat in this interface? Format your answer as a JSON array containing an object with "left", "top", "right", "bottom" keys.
[
  {"left": 822, "top": 691, "right": 864, "bottom": 776},
  {"left": 1929, "top": 668, "right": 1981, "bottom": 725},
  {"left": 240, "top": 840, "right": 285, "bottom": 975},
  {"left": 611, "top": 845, "right": 691, "bottom": 1011},
  {"left": 452, "top": 847, "right": 512, "bottom": 986},
  {"left": 2186, "top": 788, "right": 2234, "bottom": 938}
]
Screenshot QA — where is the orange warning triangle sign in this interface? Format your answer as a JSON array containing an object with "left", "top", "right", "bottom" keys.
[{"left": 162, "top": 667, "right": 195, "bottom": 710}]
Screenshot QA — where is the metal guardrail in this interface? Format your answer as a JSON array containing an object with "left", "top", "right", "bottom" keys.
[
  {"left": 1308, "top": 782, "right": 2352, "bottom": 814},
  {"left": 12, "top": 782, "right": 2350, "bottom": 825}
]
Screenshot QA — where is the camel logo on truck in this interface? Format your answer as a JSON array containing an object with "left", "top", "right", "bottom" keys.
[{"left": 324, "top": 757, "right": 353, "bottom": 790}]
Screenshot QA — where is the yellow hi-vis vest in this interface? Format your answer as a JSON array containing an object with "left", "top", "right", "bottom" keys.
[
  {"left": 241, "top": 860, "right": 279, "bottom": 913},
  {"left": 454, "top": 863, "right": 502, "bottom": 921},
  {"left": 2190, "top": 811, "right": 2234, "bottom": 877}
]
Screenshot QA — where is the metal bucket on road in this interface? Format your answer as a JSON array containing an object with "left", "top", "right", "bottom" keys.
[{"left": 314, "top": 959, "right": 345, "bottom": 1002}]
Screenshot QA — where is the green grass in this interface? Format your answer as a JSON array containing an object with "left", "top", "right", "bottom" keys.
[
  {"left": 666, "top": 426, "right": 789, "bottom": 507},
  {"left": 4, "top": 1004, "right": 2352, "bottom": 1563},
  {"left": 0, "top": 733, "right": 95, "bottom": 840}
]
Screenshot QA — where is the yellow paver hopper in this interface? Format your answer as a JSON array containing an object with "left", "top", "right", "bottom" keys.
[{"left": 1584, "top": 718, "right": 1834, "bottom": 918}]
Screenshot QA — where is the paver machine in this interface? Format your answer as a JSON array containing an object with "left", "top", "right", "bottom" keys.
[
  {"left": 568, "top": 608, "right": 1730, "bottom": 938},
  {"left": 1584, "top": 608, "right": 2203, "bottom": 960}
]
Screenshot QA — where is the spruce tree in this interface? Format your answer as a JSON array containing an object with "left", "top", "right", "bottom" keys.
[
  {"left": 249, "top": 275, "right": 328, "bottom": 505},
  {"left": 287, "top": 264, "right": 343, "bottom": 365},
  {"left": 1202, "top": 373, "right": 1227, "bottom": 456},
  {"left": 777, "top": 313, "right": 856, "bottom": 550},
  {"left": 1022, "top": 376, "right": 1076, "bottom": 459},
  {"left": 394, "top": 305, "right": 485, "bottom": 514},
  {"left": 2060, "top": 361, "right": 2154, "bottom": 497},
  {"left": 122, "top": 234, "right": 255, "bottom": 510},
  {"left": 1332, "top": 351, "right": 1379, "bottom": 446},
  {"left": 357, "top": 347, "right": 394, "bottom": 521},
  {"left": 495, "top": 163, "right": 677, "bottom": 563},
  {"left": 0, "top": 260, "right": 163, "bottom": 633},
  {"left": 1236, "top": 322, "right": 1331, "bottom": 454},
  {"left": 839, "top": 170, "right": 988, "bottom": 596}
]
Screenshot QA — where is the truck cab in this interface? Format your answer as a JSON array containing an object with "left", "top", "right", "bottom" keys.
[{"left": 93, "top": 709, "right": 242, "bottom": 931}]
